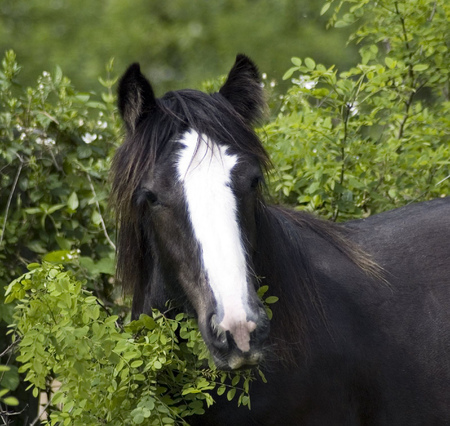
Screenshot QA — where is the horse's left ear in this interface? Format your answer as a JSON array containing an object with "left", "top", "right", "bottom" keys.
[
  {"left": 118, "top": 63, "right": 157, "bottom": 133},
  {"left": 219, "top": 54, "right": 265, "bottom": 125}
]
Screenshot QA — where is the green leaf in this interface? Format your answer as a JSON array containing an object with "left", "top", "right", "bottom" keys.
[
  {"left": 320, "top": 3, "right": 331, "bottom": 15},
  {"left": 67, "top": 192, "right": 79, "bottom": 211},
  {"left": 217, "top": 385, "right": 226, "bottom": 396},
  {"left": 133, "top": 413, "right": 145, "bottom": 424},
  {"left": 305, "top": 58, "right": 316, "bottom": 70},
  {"left": 282, "top": 67, "right": 296, "bottom": 80},
  {"left": 291, "top": 57, "right": 302, "bottom": 66},
  {"left": 385, "top": 57, "right": 396, "bottom": 69},
  {"left": 265, "top": 296, "right": 279, "bottom": 304},
  {"left": 334, "top": 20, "right": 350, "bottom": 28},
  {"left": 2, "top": 396, "right": 19, "bottom": 406},
  {"left": 0, "top": 365, "right": 19, "bottom": 391},
  {"left": 226, "top": 388, "right": 236, "bottom": 401},
  {"left": 43, "top": 250, "right": 75, "bottom": 263},
  {"left": 412, "top": 63, "right": 429, "bottom": 72},
  {"left": 26, "top": 240, "right": 47, "bottom": 254},
  {"left": 141, "top": 315, "right": 156, "bottom": 330},
  {"left": 47, "top": 204, "right": 65, "bottom": 214},
  {"left": 24, "top": 207, "right": 42, "bottom": 215}
]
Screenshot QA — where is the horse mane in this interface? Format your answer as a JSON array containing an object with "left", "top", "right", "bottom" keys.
[
  {"left": 111, "top": 78, "right": 383, "bottom": 366},
  {"left": 110, "top": 88, "right": 270, "bottom": 294},
  {"left": 254, "top": 201, "right": 383, "bottom": 365}
]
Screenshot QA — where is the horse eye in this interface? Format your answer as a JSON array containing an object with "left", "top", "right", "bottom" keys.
[
  {"left": 145, "top": 190, "right": 159, "bottom": 205},
  {"left": 250, "top": 176, "right": 262, "bottom": 190}
]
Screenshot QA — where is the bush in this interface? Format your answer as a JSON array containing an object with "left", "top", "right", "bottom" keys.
[
  {"left": 265, "top": 0, "right": 449, "bottom": 220},
  {"left": 0, "top": 51, "right": 120, "bottom": 300},
  {"left": 5, "top": 262, "right": 254, "bottom": 425},
  {"left": 0, "top": 51, "right": 123, "bottom": 424}
]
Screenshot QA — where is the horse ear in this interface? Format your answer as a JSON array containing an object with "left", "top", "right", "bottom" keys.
[
  {"left": 118, "top": 63, "right": 156, "bottom": 132},
  {"left": 219, "top": 54, "right": 265, "bottom": 125}
]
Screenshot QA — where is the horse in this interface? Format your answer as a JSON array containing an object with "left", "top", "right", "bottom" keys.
[{"left": 111, "top": 54, "right": 450, "bottom": 425}]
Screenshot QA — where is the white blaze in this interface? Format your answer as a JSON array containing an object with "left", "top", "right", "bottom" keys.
[{"left": 176, "top": 130, "right": 255, "bottom": 352}]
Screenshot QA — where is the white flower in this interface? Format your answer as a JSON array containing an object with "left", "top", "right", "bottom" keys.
[
  {"left": 292, "top": 75, "right": 317, "bottom": 90},
  {"left": 82, "top": 133, "right": 96, "bottom": 144},
  {"left": 348, "top": 101, "right": 359, "bottom": 116}
]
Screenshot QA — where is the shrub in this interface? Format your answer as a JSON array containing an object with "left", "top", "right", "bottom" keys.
[
  {"left": 5, "top": 262, "right": 254, "bottom": 425},
  {"left": 265, "top": 0, "right": 449, "bottom": 220}
]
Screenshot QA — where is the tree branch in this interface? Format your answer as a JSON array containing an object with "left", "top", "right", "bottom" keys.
[
  {"left": 1, "top": 159, "right": 23, "bottom": 245},
  {"left": 86, "top": 173, "right": 116, "bottom": 250}
]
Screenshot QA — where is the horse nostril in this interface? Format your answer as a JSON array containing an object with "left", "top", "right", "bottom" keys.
[{"left": 210, "top": 314, "right": 229, "bottom": 350}]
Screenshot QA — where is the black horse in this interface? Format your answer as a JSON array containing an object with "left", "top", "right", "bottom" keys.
[{"left": 112, "top": 55, "right": 450, "bottom": 425}]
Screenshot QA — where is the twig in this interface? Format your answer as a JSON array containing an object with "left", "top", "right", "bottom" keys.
[
  {"left": 39, "top": 111, "right": 59, "bottom": 125},
  {"left": 1, "top": 160, "right": 23, "bottom": 245},
  {"left": 0, "top": 340, "right": 19, "bottom": 358},
  {"left": 0, "top": 403, "right": 28, "bottom": 425},
  {"left": 86, "top": 173, "right": 116, "bottom": 250},
  {"left": 428, "top": 1, "right": 437, "bottom": 21},
  {"left": 30, "top": 399, "right": 51, "bottom": 426},
  {"left": 406, "top": 174, "right": 450, "bottom": 206}
]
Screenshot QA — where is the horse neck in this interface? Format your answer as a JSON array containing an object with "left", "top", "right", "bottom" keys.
[{"left": 253, "top": 203, "right": 328, "bottom": 362}]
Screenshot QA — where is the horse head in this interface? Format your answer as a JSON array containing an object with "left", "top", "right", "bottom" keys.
[{"left": 112, "top": 55, "right": 270, "bottom": 370}]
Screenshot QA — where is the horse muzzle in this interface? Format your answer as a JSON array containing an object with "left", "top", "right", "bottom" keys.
[{"left": 205, "top": 306, "right": 270, "bottom": 370}]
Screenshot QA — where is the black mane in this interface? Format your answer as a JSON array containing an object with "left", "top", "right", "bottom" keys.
[
  {"left": 254, "top": 203, "right": 382, "bottom": 364},
  {"left": 111, "top": 88, "right": 270, "bottom": 295}
]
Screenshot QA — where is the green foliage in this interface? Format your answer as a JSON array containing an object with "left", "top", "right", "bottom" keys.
[
  {"left": 0, "top": 50, "right": 121, "bottom": 423},
  {"left": 0, "top": 365, "right": 19, "bottom": 407},
  {"left": 265, "top": 0, "right": 449, "bottom": 220},
  {"left": 5, "top": 262, "right": 253, "bottom": 425},
  {"left": 0, "top": 51, "right": 121, "bottom": 306}
]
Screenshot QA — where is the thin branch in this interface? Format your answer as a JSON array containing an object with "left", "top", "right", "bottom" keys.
[
  {"left": 0, "top": 339, "right": 19, "bottom": 358},
  {"left": 406, "top": 174, "right": 450, "bottom": 206},
  {"left": 39, "top": 111, "right": 59, "bottom": 126},
  {"left": 397, "top": 92, "right": 414, "bottom": 140},
  {"left": 1, "top": 160, "right": 23, "bottom": 245},
  {"left": 0, "top": 403, "right": 28, "bottom": 425},
  {"left": 332, "top": 103, "right": 351, "bottom": 222},
  {"left": 397, "top": 80, "right": 428, "bottom": 140},
  {"left": 86, "top": 173, "right": 116, "bottom": 250},
  {"left": 30, "top": 398, "right": 51, "bottom": 426},
  {"left": 428, "top": 1, "right": 437, "bottom": 21}
]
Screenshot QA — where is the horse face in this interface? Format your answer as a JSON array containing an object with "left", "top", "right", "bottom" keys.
[
  {"left": 115, "top": 56, "right": 270, "bottom": 370},
  {"left": 135, "top": 129, "right": 269, "bottom": 369}
]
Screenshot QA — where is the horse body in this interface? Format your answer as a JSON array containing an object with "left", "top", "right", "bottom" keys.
[
  {"left": 112, "top": 55, "right": 450, "bottom": 425},
  {"left": 192, "top": 199, "right": 450, "bottom": 425}
]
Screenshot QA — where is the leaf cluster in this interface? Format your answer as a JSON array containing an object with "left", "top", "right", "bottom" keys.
[
  {"left": 264, "top": 0, "right": 449, "bottom": 220},
  {"left": 0, "top": 52, "right": 123, "bottom": 329},
  {"left": 5, "top": 262, "right": 254, "bottom": 425}
]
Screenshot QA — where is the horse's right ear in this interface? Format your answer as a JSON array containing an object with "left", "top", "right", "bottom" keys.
[
  {"left": 219, "top": 54, "right": 265, "bottom": 125},
  {"left": 118, "top": 63, "right": 156, "bottom": 133}
]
